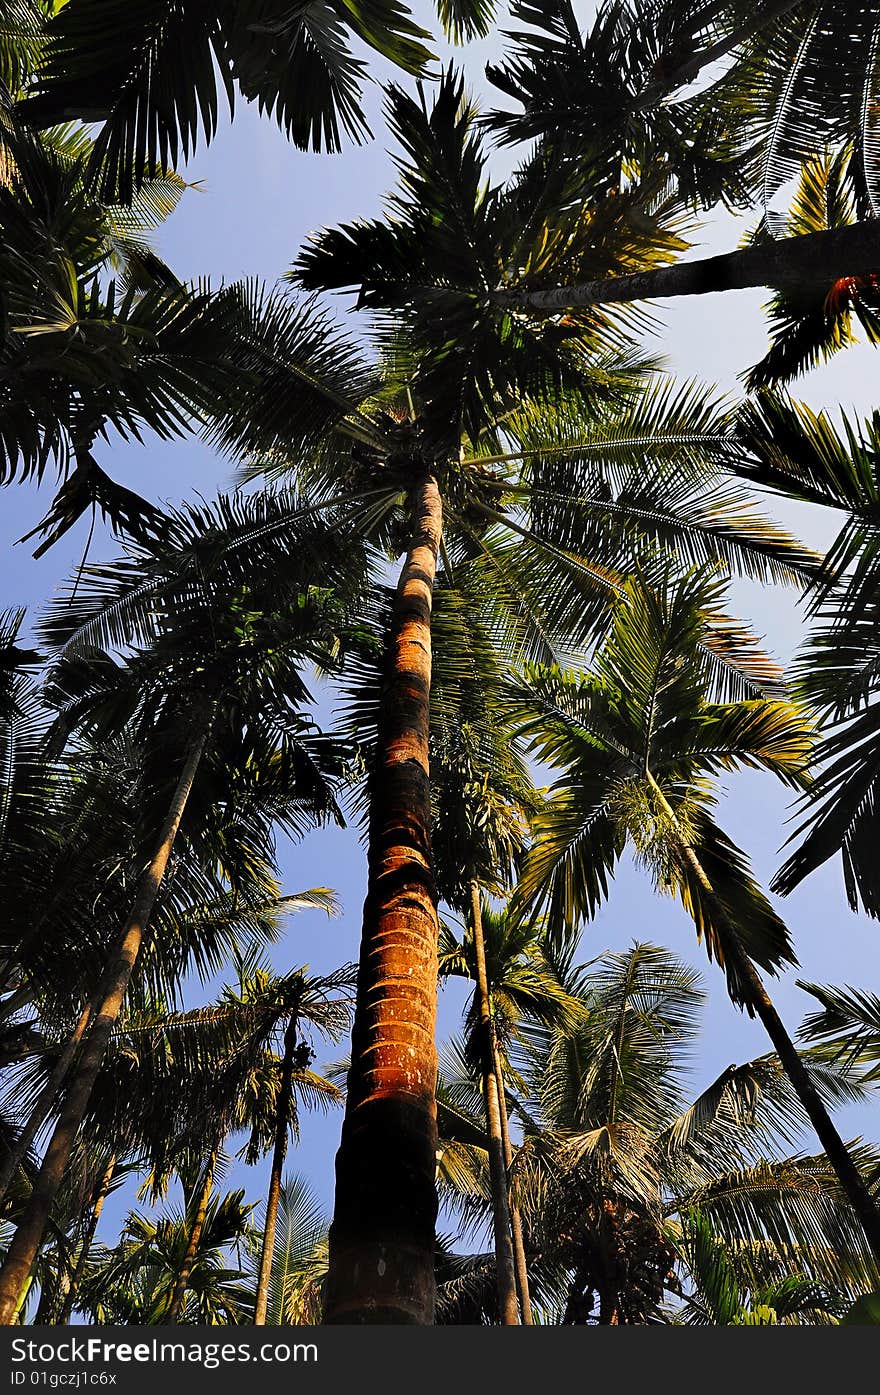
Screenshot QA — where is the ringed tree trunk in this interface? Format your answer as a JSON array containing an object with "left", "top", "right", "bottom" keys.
[
  {"left": 0, "top": 725, "right": 210, "bottom": 1326},
  {"left": 469, "top": 882, "right": 519, "bottom": 1325},
  {"left": 494, "top": 222, "right": 880, "bottom": 314},
  {"left": 57, "top": 1152, "right": 117, "bottom": 1325},
  {"left": 491, "top": 1036, "right": 533, "bottom": 1324},
  {"left": 323, "top": 474, "right": 443, "bottom": 1325},
  {"left": 166, "top": 1137, "right": 221, "bottom": 1323},
  {"left": 254, "top": 1015, "right": 299, "bottom": 1325},
  {"left": 646, "top": 773, "right": 880, "bottom": 1265}
]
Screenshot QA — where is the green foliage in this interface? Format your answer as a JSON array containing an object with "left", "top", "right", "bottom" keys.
[{"left": 510, "top": 566, "right": 811, "bottom": 1002}]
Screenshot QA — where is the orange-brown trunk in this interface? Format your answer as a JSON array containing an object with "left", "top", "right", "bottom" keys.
[{"left": 323, "top": 475, "right": 442, "bottom": 1325}]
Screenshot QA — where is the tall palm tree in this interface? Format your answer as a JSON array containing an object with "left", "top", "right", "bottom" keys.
[
  {"left": 0, "top": 498, "right": 363, "bottom": 1324},
  {"left": 509, "top": 564, "right": 880, "bottom": 1258},
  {"left": 284, "top": 66, "right": 817, "bottom": 1322}
]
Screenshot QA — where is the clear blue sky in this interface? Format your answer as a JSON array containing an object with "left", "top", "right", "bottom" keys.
[{"left": 3, "top": 4, "right": 880, "bottom": 1247}]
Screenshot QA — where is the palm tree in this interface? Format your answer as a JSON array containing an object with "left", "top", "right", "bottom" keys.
[
  {"left": 203, "top": 961, "right": 352, "bottom": 1325},
  {"left": 489, "top": 0, "right": 880, "bottom": 317},
  {"left": 509, "top": 564, "right": 880, "bottom": 1258},
  {"left": 82, "top": 1184, "right": 257, "bottom": 1324},
  {"left": 0, "top": 498, "right": 363, "bottom": 1324},
  {"left": 17, "top": 0, "right": 438, "bottom": 203},
  {"left": 442, "top": 943, "right": 879, "bottom": 1324},
  {"left": 284, "top": 66, "right": 817, "bottom": 1323},
  {"left": 243, "top": 1174, "right": 329, "bottom": 1326},
  {"left": 438, "top": 903, "right": 577, "bottom": 1323}
]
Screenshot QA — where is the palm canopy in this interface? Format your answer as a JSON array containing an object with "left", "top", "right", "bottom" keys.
[
  {"left": 65, "top": 956, "right": 351, "bottom": 1186},
  {"left": 734, "top": 395, "right": 880, "bottom": 916},
  {"left": 80, "top": 1184, "right": 256, "bottom": 1324},
  {"left": 509, "top": 565, "right": 813, "bottom": 1003},
  {"left": 438, "top": 902, "right": 577, "bottom": 1083},
  {"left": 16, "top": 0, "right": 435, "bottom": 202},
  {"left": 453, "top": 943, "right": 878, "bottom": 1323},
  {"left": 293, "top": 68, "right": 692, "bottom": 456},
  {"left": 487, "top": 1, "right": 880, "bottom": 227},
  {"left": 486, "top": 2, "right": 880, "bottom": 335},
  {"left": 671, "top": 1208, "right": 845, "bottom": 1325},
  {"left": 0, "top": 53, "right": 379, "bottom": 554},
  {"left": 285, "top": 71, "right": 815, "bottom": 620},
  {"left": 486, "top": 0, "right": 756, "bottom": 213}
]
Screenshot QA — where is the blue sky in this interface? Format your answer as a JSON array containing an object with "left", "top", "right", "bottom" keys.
[{"left": 4, "top": 4, "right": 880, "bottom": 1254}]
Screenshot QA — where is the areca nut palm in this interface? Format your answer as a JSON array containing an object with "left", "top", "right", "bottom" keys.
[
  {"left": 82, "top": 1184, "right": 257, "bottom": 1325},
  {"left": 438, "top": 898, "right": 579, "bottom": 1324},
  {"left": 431, "top": 704, "right": 540, "bottom": 1324},
  {"left": 0, "top": 499, "right": 365, "bottom": 1324},
  {"left": 454, "top": 942, "right": 878, "bottom": 1324},
  {"left": 508, "top": 563, "right": 880, "bottom": 1261},
  {"left": 283, "top": 68, "right": 819, "bottom": 1323},
  {"left": 489, "top": 0, "right": 880, "bottom": 317}
]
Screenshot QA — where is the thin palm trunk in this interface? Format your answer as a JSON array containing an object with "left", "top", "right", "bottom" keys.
[
  {"left": 56, "top": 1153, "right": 117, "bottom": 1325},
  {"left": 646, "top": 772, "right": 880, "bottom": 1263},
  {"left": 323, "top": 474, "right": 443, "bottom": 1325},
  {"left": 166, "top": 1138, "right": 220, "bottom": 1323},
  {"left": 254, "top": 1016, "right": 299, "bottom": 1325},
  {"left": 495, "top": 222, "right": 880, "bottom": 314},
  {"left": 469, "top": 882, "right": 519, "bottom": 1325},
  {"left": 492, "top": 1037, "right": 533, "bottom": 1324},
  {"left": 0, "top": 993, "right": 101, "bottom": 1210},
  {"left": 0, "top": 725, "right": 210, "bottom": 1326}
]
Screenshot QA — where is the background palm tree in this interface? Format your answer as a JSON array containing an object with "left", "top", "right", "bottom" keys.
[
  {"left": 489, "top": 0, "right": 880, "bottom": 317},
  {"left": 440, "top": 942, "right": 878, "bottom": 1324},
  {"left": 0, "top": 494, "right": 363, "bottom": 1323},
  {"left": 509, "top": 564, "right": 880, "bottom": 1254},
  {"left": 242, "top": 1174, "right": 329, "bottom": 1326}
]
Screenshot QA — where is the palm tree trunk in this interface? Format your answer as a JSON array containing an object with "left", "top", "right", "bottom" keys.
[
  {"left": 646, "top": 773, "right": 880, "bottom": 1264},
  {"left": 56, "top": 1153, "right": 117, "bottom": 1325},
  {"left": 0, "top": 725, "right": 210, "bottom": 1326},
  {"left": 469, "top": 882, "right": 519, "bottom": 1325},
  {"left": 495, "top": 222, "right": 880, "bottom": 314},
  {"left": 492, "top": 1038, "right": 533, "bottom": 1324},
  {"left": 0, "top": 993, "right": 100, "bottom": 1211},
  {"left": 166, "top": 1140, "right": 219, "bottom": 1323},
  {"left": 323, "top": 474, "right": 443, "bottom": 1325},
  {"left": 254, "top": 1016, "right": 298, "bottom": 1325}
]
